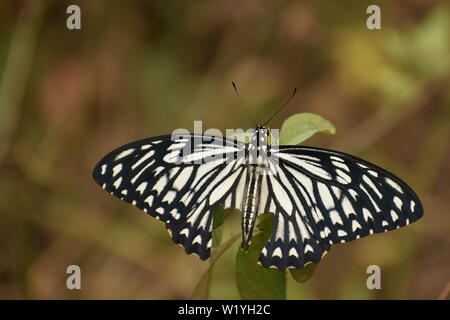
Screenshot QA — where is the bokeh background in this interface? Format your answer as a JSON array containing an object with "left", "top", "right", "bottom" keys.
[{"left": 0, "top": 0, "right": 449, "bottom": 299}]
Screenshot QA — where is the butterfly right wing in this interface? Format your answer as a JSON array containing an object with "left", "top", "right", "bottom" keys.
[
  {"left": 256, "top": 145, "right": 423, "bottom": 270},
  {"left": 93, "top": 134, "right": 247, "bottom": 259}
]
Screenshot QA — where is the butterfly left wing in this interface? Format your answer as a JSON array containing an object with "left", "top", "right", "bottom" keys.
[
  {"left": 93, "top": 134, "right": 247, "bottom": 260},
  {"left": 257, "top": 145, "right": 423, "bottom": 270}
]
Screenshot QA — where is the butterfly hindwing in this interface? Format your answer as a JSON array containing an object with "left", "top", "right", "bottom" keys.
[{"left": 257, "top": 168, "right": 331, "bottom": 270}]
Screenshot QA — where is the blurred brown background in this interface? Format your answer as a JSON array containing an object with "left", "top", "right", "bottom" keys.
[{"left": 0, "top": 0, "right": 449, "bottom": 299}]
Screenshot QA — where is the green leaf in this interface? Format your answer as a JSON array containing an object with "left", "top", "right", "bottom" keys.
[
  {"left": 255, "top": 212, "right": 275, "bottom": 232},
  {"left": 289, "top": 262, "right": 318, "bottom": 283},
  {"left": 211, "top": 225, "right": 223, "bottom": 248},
  {"left": 213, "top": 207, "right": 232, "bottom": 230},
  {"left": 235, "top": 213, "right": 286, "bottom": 300},
  {"left": 191, "top": 234, "right": 240, "bottom": 299},
  {"left": 279, "top": 113, "right": 336, "bottom": 145},
  {"left": 211, "top": 207, "right": 232, "bottom": 248}
]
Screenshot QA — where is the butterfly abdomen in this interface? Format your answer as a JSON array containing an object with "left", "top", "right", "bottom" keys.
[{"left": 241, "top": 164, "right": 264, "bottom": 250}]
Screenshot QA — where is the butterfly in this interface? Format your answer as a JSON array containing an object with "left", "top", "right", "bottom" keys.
[{"left": 92, "top": 124, "right": 423, "bottom": 270}]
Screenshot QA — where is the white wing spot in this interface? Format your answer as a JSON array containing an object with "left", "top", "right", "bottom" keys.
[
  {"left": 393, "top": 196, "right": 403, "bottom": 210},
  {"left": 348, "top": 189, "right": 358, "bottom": 200},
  {"left": 330, "top": 156, "right": 345, "bottom": 162},
  {"left": 363, "top": 174, "right": 382, "bottom": 199},
  {"left": 152, "top": 175, "right": 168, "bottom": 195},
  {"left": 352, "top": 220, "right": 361, "bottom": 231},
  {"left": 115, "top": 148, "right": 135, "bottom": 160},
  {"left": 136, "top": 182, "right": 147, "bottom": 194},
  {"left": 167, "top": 142, "right": 186, "bottom": 151},
  {"left": 272, "top": 247, "right": 282, "bottom": 258},
  {"left": 113, "top": 163, "right": 123, "bottom": 177},
  {"left": 298, "top": 155, "right": 321, "bottom": 162},
  {"left": 360, "top": 184, "right": 381, "bottom": 212},
  {"left": 332, "top": 186, "right": 342, "bottom": 199},
  {"left": 173, "top": 167, "right": 194, "bottom": 191},
  {"left": 330, "top": 210, "right": 343, "bottom": 225},
  {"left": 170, "top": 208, "right": 178, "bottom": 217},
  {"left": 163, "top": 190, "right": 176, "bottom": 204},
  {"left": 193, "top": 235, "right": 202, "bottom": 245},
  {"left": 180, "top": 228, "right": 189, "bottom": 237},
  {"left": 288, "top": 247, "right": 299, "bottom": 258},
  {"left": 101, "top": 164, "right": 107, "bottom": 175},
  {"left": 144, "top": 195, "right": 153, "bottom": 207},
  {"left": 163, "top": 150, "right": 181, "bottom": 163},
  {"left": 386, "top": 177, "right": 403, "bottom": 193},
  {"left": 338, "top": 230, "right": 347, "bottom": 237},
  {"left": 169, "top": 167, "right": 180, "bottom": 179},
  {"left": 288, "top": 221, "right": 297, "bottom": 241},
  {"left": 410, "top": 201, "right": 415, "bottom": 212},
  {"left": 275, "top": 215, "right": 285, "bottom": 241},
  {"left": 368, "top": 170, "right": 378, "bottom": 177},
  {"left": 362, "top": 208, "right": 372, "bottom": 221},
  {"left": 342, "top": 196, "right": 355, "bottom": 217},
  {"left": 131, "top": 150, "right": 155, "bottom": 170},
  {"left": 113, "top": 176, "right": 122, "bottom": 189},
  {"left": 391, "top": 210, "right": 399, "bottom": 222},
  {"left": 304, "top": 244, "right": 314, "bottom": 253},
  {"left": 131, "top": 160, "right": 154, "bottom": 184},
  {"left": 332, "top": 161, "right": 350, "bottom": 172},
  {"left": 318, "top": 182, "right": 334, "bottom": 210},
  {"left": 336, "top": 169, "right": 352, "bottom": 184},
  {"left": 154, "top": 166, "right": 165, "bottom": 176}
]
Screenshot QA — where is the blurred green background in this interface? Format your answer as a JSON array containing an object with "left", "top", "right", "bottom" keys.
[{"left": 0, "top": 0, "right": 449, "bottom": 299}]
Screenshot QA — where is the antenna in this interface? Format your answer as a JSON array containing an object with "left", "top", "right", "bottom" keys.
[
  {"left": 263, "top": 87, "right": 298, "bottom": 126},
  {"left": 232, "top": 81, "right": 258, "bottom": 127}
]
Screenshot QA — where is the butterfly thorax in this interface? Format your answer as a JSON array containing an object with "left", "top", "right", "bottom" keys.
[{"left": 247, "top": 126, "right": 270, "bottom": 166}]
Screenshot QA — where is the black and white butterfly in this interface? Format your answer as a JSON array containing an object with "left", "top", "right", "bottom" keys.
[{"left": 92, "top": 125, "right": 423, "bottom": 270}]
